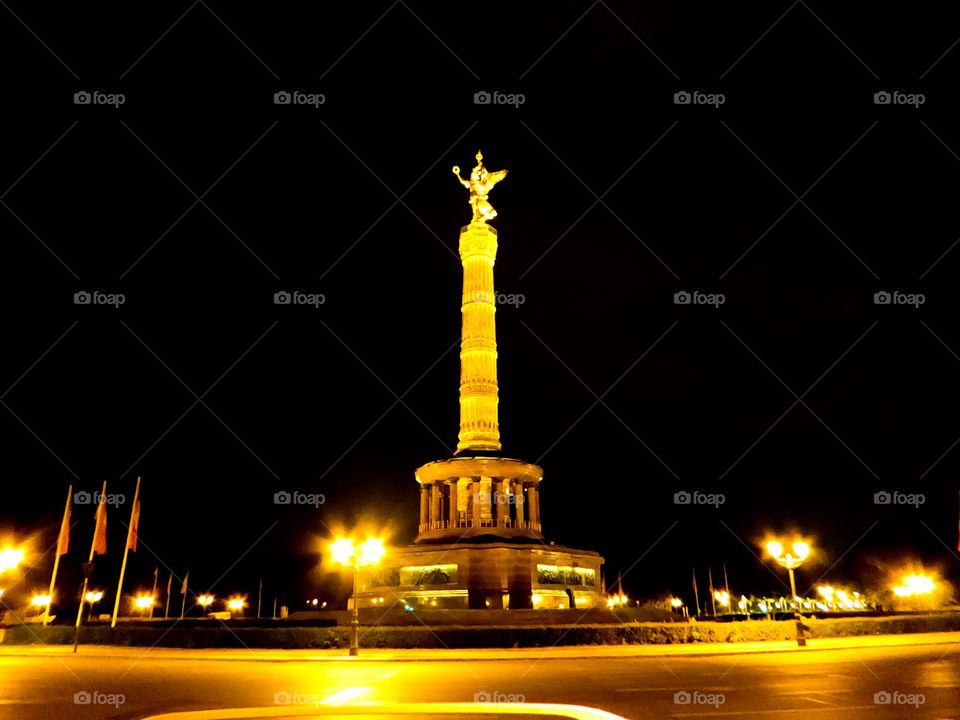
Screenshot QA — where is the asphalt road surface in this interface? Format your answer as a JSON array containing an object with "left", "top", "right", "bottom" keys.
[{"left": 1, "top": 642, "right": 957, "bottom": 720}]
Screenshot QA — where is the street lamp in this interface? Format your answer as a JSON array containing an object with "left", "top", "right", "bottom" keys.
[
  {"left": 892, "top": 574, "right": 935, "bottom": 597},
  {"left": 30, "top": 594, "right": 52, "bottom": 612},
  {"left": 226, "top": 596, "right": 247, "bottom": 614},
  {"left": 134, "top": 594, "right": 155, "bottom": 616},
  {"left": 330, "top": 536, "right": 386, "bottom": 656},
  {"left": 0, "top": 547, "right": 24, "bottom": 574},
  {"left": 670, "top": 596, "right": 688, "bottom": 617},
  {"left": 197, "top": 594, "right": 215, "bottom": 616},
  {"left": 82, "top": 590, "right": 104, "bottom": 621},
  {"left": 766, "top": 539, "right": 810, "bottom": 647},
  {"left": 0, "top": 547, "right": 25, "bottom": 575}
]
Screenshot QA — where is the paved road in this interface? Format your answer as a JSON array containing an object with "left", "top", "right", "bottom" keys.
[{"left": 1, "top": 641, "right": 957, "bottom": 719}]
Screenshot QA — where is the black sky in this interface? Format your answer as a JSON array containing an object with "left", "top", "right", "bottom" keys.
[{"left": 2, "top": 2, "right": 960, "bottom": 611}]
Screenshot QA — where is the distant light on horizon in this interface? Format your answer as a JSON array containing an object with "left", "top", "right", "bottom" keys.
[
  {"left": 0, "top": 547, "right": 25, "bottom": 574},
  {"left": 227, "top": 596, "right": 247, "bottom": 611}
]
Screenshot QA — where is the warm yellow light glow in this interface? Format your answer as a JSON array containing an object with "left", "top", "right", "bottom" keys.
[
  {"left": 817, "top": 585, "right": 834, "bottom": 599},
  {"left": 765, "top": 537, "right": 811, "bottom": 568},
  {"left": 331, "top": 536, "right": 386, "bottom": 568},
  {"left": 0, "top": 547, "right": 24, "bottom": 573},
  {"left": 30, "top": 593, "right": 52, "bottom": 607},
  {"left": 84, "top": 590, "right": 103, "bottom": 603},
  {"left": 359, "top": 538, "right": 385, "bottom": 566},
  {"left": 226, "top": 596, "right": 246, "bottom": 611},
  {"left": 134, "top": 595, "right": 155, "bottom": 609},
  {"left": 197, "top": 594, "right": 215, "bottom": 607},
  {"left": 713, "top": 590, "right": 730, "bottom": 606},
  {"left": 331, "top": 538, "right": 355, "bottom": 566},
  {"left": 893, "top": 574, "right": 935, "bottom": 597},
  {"left": 670, "top": 597, "right": 683, "bottom": 608},
  {"left": 766, "top": 540, "right": 783, "bottom": 559},
  {"left": 607, "top": 592, "right": 628, "bottom": 608}
]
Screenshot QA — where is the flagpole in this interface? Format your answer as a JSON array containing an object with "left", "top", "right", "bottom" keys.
[
  {"left": 180, "top": 571, "right": 189, "bottom": 619},
  {"left": 74, "top": 480, "right": 107, "bottom": 653},
  {"left": 708, "top": 566, "right": 717, "bottom": 617},
  {"left": 150, "top": 567, "right": 158, "bottom": 619},
  {"left": 691, "top": 566, "right": 700, "bottom": 618},
  {"left": 257, "top": 578, "right": 263, "bottom": 619},
  {"left": 44, "top": 485, "right": 72, "bottom": 626},
  {"left": 723, "top": 563, "right": 731, "bottom": 613},
  {"left": 111, "top": 476, "right": 140, "bottom": 628},
  {"left": 164, "top": 571, "right": 173, "bottom": 619}
]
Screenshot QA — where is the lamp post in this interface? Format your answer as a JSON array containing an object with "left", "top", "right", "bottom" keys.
[
  {"left": 134, "top": 594, "right": 155, "bottom": 617},
  {"left": 226, "top": 596, "right": 247, "bottom": 616},
  {"left": 83, "top": 590, "right": 104, "bottom": 621},
  {"left": 330, "top": 537, "right": 386, "bottom": 656},
  {"left": 766, "top": 539, "right": 810, "bottom": 647},
  {"left": 197, "top": 594, "right": 215, "bottom": 617}
]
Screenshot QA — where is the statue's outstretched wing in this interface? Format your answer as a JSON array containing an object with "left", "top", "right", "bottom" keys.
[{"left": 485, "top": 169, "right": 508, "bottom": 186}]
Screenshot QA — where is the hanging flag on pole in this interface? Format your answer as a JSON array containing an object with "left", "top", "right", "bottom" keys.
[
  {"left": 57, "top": 488, "right": 71, "bottom": 557},
  {"left": 44, "top": 485, "right": 72, "bottom": 626},
  {"left": 91, "top": 490, "right": 108, "bottom": 557},
  {"left": 708, "top": 566, "right": 716, "bottom": 617},
  {"left": 127, "top": 492, "right": 141, "bottom": 552},
  {"left": 75, "top": 480, "right": 108, "bottom": 653},
  {"left": 150, "top": 566, "right": 159, "bottom": 619},
  {"left": 180, "top": 570, "right": 189, "bottom": 619},
  {"left": 111, "top": 476, "right": 141, "bottom": 628},
  {"left": 691, "top": 566, "right": 700, "bottom": 617},
  {"left": 164, "top": 571, "right": 173, "bottom": 619}
]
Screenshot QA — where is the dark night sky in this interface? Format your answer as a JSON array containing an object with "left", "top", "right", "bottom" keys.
[{"left": 2, "top": 2, "right": 960, "bottom": 612}]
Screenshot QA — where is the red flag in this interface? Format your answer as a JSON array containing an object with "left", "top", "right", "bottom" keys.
[
  {"left": 57, "top": 493, "right": 71, "bottom": 556},
  {"left": 127, "top": 497, "right": 141, "bottom": 552},
  {"left": 92, "top": 492, "right": 107, "bottom": 556}
]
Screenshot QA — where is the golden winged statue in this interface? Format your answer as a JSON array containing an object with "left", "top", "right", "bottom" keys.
[{"left": 452, "top": 150, "right": 508, "bottom": 224}]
